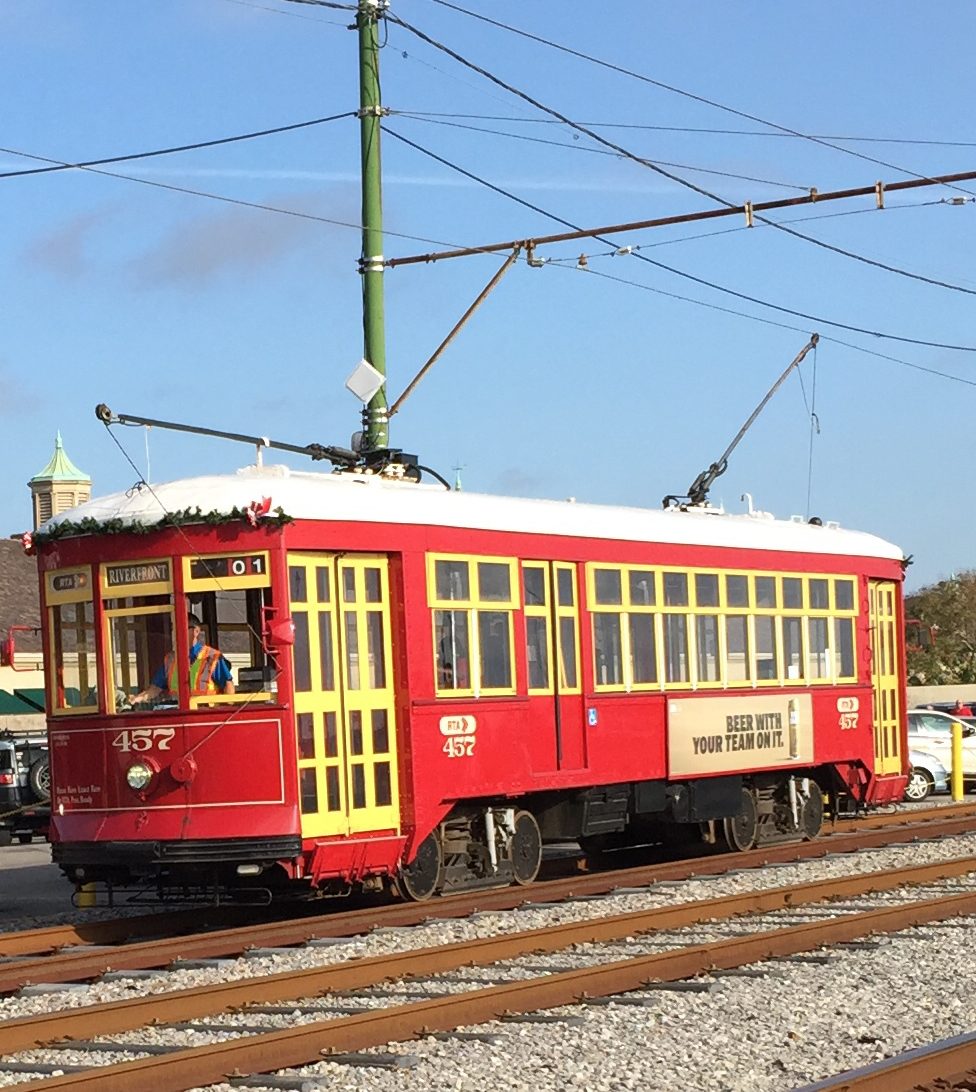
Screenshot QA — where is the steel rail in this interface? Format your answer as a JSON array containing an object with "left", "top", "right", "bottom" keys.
[
  {"left": 14, "top": 887, "right": 976, "bottom": 1092},
  {"left": 801, "top": 1030, "right": 976, "bottom": 1090},
  {"left": 0, "top": 906, "right": 259, "bottom": 960},
  {"left": 2, "top": 802, "right": 966, "bottom": 962},
  {"left": 1, "top": 856, "right": 974, "bottom": 1058},
  {"left": 3, "top": 810, "right": 976, "bottom": 995}
]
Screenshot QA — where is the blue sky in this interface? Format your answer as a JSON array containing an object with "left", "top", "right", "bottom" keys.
[{"left": 2, "top": 1, "right": 975, "bottom": 591}]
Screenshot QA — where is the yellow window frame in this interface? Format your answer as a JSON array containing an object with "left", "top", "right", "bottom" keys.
[
  {"left": 428, "top": 553, "right": 517, "bottom": 697},
  {"left": 586, "top": 564, "right": 859, "bottom": 693},
  {"left": 586, "top": 563, "right": 662, "bottom": 693},
  {"left": 47, "top": 567, "right": 97, "bottom": 716}
]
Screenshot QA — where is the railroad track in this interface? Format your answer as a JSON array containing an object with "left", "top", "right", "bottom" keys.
[
  {"left": 2, "top": 802, "right": 976, "bottom": 994},
  {"left": 2, "top": 854, "right": 976, "bottom": 1090}
]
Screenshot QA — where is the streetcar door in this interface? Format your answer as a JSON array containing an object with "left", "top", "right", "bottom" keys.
[
  {"left": 288, "top": 554, "right": 400, "bottom": 839},
  {"left": 869, "top": 579, "right": 903, "bottom": 776},
  {"left": 523, "top": 561, "right": 586, "bottom": 771}
]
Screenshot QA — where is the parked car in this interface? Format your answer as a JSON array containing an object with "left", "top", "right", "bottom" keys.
[
  {"left": 906, "top": 748, "right": 950, "bottom": 801},
  {"left": 907, "top": 709, "right": 976, "bottom": 783},
  {"left": 0, "top": 736, "right": 50, "bottom": 846}
]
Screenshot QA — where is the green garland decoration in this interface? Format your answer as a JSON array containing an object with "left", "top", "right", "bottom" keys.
[{"left": 32, "top": 505, "right": 293, "bottom": 547}]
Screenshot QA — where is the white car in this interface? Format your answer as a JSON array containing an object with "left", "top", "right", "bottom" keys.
[
  {"left": 906, "top": 748, "right": 950, "bottom": 801},
  {"left": 907, "top": 709, "right": 976, "bottom": 781}
]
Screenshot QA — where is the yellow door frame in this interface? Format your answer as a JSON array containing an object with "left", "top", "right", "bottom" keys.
[{"left": 289, "top": 553, "right": 400, "bottom": 839}]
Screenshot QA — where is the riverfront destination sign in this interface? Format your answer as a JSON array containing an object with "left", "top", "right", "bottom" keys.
[{"left": 667, "top": 693, "right": 814, "bottom": 777}]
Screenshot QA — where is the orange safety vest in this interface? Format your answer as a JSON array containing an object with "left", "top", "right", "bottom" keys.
[{"left": 164, "top": 645, "right": 221, "bottom": 695}]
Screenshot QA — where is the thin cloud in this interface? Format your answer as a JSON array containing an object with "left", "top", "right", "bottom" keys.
[
  {"left": 24, "top": 207, "right": 117, "bottom": 279},
  {"left": 132, "top": 189, "right": 356, "bottom": 288},
  {"left": 122, "top": 164, "right": 676, "bottom": 195},
  {"left": 0, "top": 359, "right": 33, "bottom": 419}
]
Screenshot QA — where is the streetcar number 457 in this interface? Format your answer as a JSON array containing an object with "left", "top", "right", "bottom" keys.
[{"left": 112, "top": 728, "right": 176, "bottom": 752}]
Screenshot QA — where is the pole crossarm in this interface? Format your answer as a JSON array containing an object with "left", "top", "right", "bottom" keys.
[
  {"left": 389, "top": 247, "right": 521, "bottom": 417},
  {"left": 385, "top": 169, "right": 976, "bottom": 268}
]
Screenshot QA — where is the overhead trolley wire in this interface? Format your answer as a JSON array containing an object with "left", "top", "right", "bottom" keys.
[
  {"left": 389, "top": 12, "right": 976, "bottom": 300},
  {"left": 560, "top": 261, "right": 976, "bottom": 389},
  {"left": 428, "top": 0, "right": 976, "bottom": 199},
  {"left": 399, "top": 112, "right": 976, "bottom": 150},
  {"left": 387, "top": 127, "right": 976, "bottom": 352},
  {"left": 394, "top": 113, "right": 813, "bottom": 191},
  {"left": 0, "top": 144, "right": 468, "bottom": 252},
  {"left": 0, "top": 113, "right": 357, "bottom": 180}
]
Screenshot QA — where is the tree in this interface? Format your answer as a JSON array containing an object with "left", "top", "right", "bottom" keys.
[{"left": 905, "top": 572, "right": 976, "bottom": 685}]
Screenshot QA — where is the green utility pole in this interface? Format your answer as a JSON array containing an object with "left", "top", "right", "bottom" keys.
[{"left": 357, "top": 0, "right": 389, "bottom": 452}]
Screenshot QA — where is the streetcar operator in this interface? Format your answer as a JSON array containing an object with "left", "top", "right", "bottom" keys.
[{"left": 132, "top": 613, "right": 235, "bottom": 704}]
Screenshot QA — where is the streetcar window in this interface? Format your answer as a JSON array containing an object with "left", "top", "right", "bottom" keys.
[
  {"left": 663, "top": 572, "right": 688, "bottom": 607},
  {"left": 50, "top": 601, "right": 97, "bottom": 714},
  {"left": 695, "top": 616, "right": 719, "bottom": 682},
  {"left": 593, "top": 614, "right": 623, "bottom": 685},
  {"left": 297, "top": 712, "right": 315, "bottom": 760},
  {"left": 435, "top": 559, "right": 469, "bottom": 601},
  {"left": 807, "top": 617, "right": 830, "bottom": 679},
  {"left": 755, "top": 576, "right": 777, "bottom": 608},
  {"left": 523, "top": 563, "right": 551, "bottom": 693},
  {"left": 523, "top": 567, "right": 546, "bottom": 607},
  {"left": 725, "top": 574, "right": 749, "bottom": 608},
  {"left": 834, "top": 579, "right": 855, "bottom": 611},
  {"left": 293, "top": 614, "right": 312, "bottom": 692},
  {"left": 594, "top": 569, "right": 622, "bottom": 605},
  {"left": 834, "top": 618, "right": 855, "bottom": 678},
  {"left": 630, "top": 614, "right": 657, "bottom": 684},
  {"left": 556, "top": 567, "right": 575, "bottom": 607},
  {"left": 664, "top": 615, "right": 689, "bottom": 683},
  {"left": 105, "top": 598, "right": 175, "bottom": 713},
  {"left": 809, "top": 578, "right": 830, "bottom": 611},
  {"left": 724, "top": 616, "right": 750, "bottom": 682},
  {"left": 559, "top": 616, "right": 579, "bottom": 689},
  {"left": 430, "top": 555, "right": 517, "bottom": 696},
  {"left": 755, "top": 616, "right": 778, "bottom": 679},
  {"left": 783, "top": 617, "right": 803, "bottom": 681},
  {"left": 299, "top": 768, "right": 318, "bottom": 814},
  {"left": 783, "top": 578, "right": 803, "bottom": 610},
  {"left": 526, "top": 616, "right": 550, "bottom": 690},
  {"left": 435, "top": 609, "right": 471, "bottom": 690},
  {"left": 694, "top": 573, "right": 719, "bottom": 608},
  {"left": 630, "top": 570, "right": 656, "bottom": 606},
  {"left": 478, "top": 562, "right": 511, "bottom": 602}
]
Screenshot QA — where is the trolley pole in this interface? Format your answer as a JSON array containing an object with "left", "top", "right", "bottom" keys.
[{"left": 357, "top": 0, "right": 389, "bottom": 451}]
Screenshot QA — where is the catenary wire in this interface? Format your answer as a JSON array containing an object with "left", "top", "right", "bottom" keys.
[
  {"left": 385, "top": 126, "right": 976, "bottom": 351},
  {"left": 400, "top": 112, "right": 976, "bottom": 150},
  {"left": 546, "top": 199, "right": 962, "bottom": 262},
  {"left": 0, "top": 145, "right": 468, "bottom": 251},
  {"left": 389, "top": 13, "right": 976, "bottom": 299},
  {"left": 554, "top": 261, "right": 976, "bottom": 388},
  {"left": 394, "top": 113, "right": 812, "bottom": 191},
  {"left": 0, "top": 113, "right": 357, "bottom": 180},
  {"left": 218, "top": 0, "right": 351, "bottom": 23},
  {"left": 427, "top": 0, "right": 976, "bottom": 198}
]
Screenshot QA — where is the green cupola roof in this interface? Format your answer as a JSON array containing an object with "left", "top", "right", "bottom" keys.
[{"left": 30, "top": 432, "right": 90, "bottom": 484}]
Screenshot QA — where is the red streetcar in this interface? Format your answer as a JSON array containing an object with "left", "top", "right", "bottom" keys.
[{"left": 34, "top": 461, "right": 908, "bottom": 901}]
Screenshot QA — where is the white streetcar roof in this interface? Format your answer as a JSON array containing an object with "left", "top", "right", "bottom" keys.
[{"left": 45, "top": 464, "right": 904, "bottom": 562}]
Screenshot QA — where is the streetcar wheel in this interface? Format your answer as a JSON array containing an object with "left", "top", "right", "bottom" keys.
[
  {"left": 722, "top": 788, "right": 758, "bottom": 852},
  {"left": 17, "top": 834, "right": 31, "bottom": 845},
  {"left": 510, "top": 810, "right": 542, "bottom": 885},
  {"left": 801, "top": 782, "right": 824, "bottom": 840},
  {"left": 904, "top": 769, "right": 933, "bottom": 802},
  {"left": 396, "top": 832, "right": 443, "bottom": 901}
]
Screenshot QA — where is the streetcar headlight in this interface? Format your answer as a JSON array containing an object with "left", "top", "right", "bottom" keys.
[{"left": 126, "top": 762, "right": 154, "bottom": 791}]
